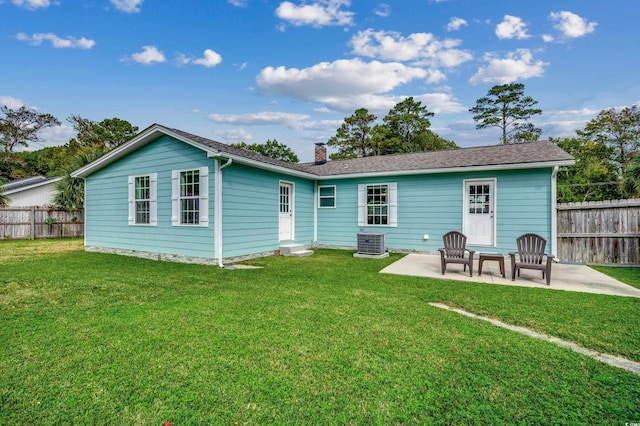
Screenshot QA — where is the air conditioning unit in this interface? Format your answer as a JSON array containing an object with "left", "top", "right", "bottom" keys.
[{"left": 355, "top": 232, "right": 388, "bottom": 258}]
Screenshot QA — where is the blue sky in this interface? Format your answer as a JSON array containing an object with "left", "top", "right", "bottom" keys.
[{"left": 1, "top": 0, "right": 638, "bottom": 162}]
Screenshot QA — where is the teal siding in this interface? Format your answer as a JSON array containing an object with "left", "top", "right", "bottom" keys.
[
  {"left": 221, "top": 163, "right": 314, "bottom": 259},
  {"left": 85, "top": 133, "right": 553, "bottom": 261},
  {"left": 85, "top": 136, "right": 216, "bottom": 258},
  {"left": 317, "top": 168, "right": 553, "bottom": 254}
]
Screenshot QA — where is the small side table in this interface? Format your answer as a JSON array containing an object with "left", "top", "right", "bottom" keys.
[{"left": 478, "top": 253, "right": 505, "bottom": 278}]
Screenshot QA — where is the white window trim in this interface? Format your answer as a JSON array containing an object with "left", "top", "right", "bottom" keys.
[
  {"left": 318, "top": 185, "right": 336, "bottom": 209},
  {"left": 358, "top": 182, "right": 397, "bottom": 227},
  {"left": 128, "top": 173, "right": 157, "bottom": 226},
  {"left": 171, "top": 167, "right": 209, "bottom": 227}
]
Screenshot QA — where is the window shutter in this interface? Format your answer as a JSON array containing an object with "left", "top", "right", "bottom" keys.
[
  {"left": 199, "top": 166, "right": 209, "bottom": 227},
  {"left": 171, "top": 170, "right": 179, "bottom": 226},
  {"left": 388, "top": 182, "right": 398, "bottom": 227},
  {"left": 357, "top": 184, "right": 365, "bottom": 226},
  {"left": 149, "top": 173, "right": 158, "bottom": 226},
  {"left": 128, "top": 176, "right": 135, "bottom": 225}
]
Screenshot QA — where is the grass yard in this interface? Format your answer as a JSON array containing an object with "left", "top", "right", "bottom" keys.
[{"left": 1, "top": 239, "right": 639, "bottom": 424}]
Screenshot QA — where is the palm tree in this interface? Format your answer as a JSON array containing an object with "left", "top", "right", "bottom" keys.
[
  {"left": 53, "top": 146, "right": 106, "bottom": 210},
  {"left": 621, "top": 155, "right": 640, "bottom": 198},
  {"left": 0, "top": 178, "right": 9, "bottom": 207}
]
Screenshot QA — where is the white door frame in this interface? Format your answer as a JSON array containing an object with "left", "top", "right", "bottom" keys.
[
  {"left": 462, "top": 178, "right": 496, "bottom": 246},
  {"left": 279, "top": 180, "right": 295, "bottom": 241}
]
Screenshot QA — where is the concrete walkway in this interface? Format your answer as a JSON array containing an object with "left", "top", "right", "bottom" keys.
[
  {"left": 429, "top": 303, "right": 640, "bottom": 376},
  {"left": 380, "top": 253, "right": 640, "bottom": 298}
]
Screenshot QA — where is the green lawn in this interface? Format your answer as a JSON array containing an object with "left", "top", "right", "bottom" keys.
[{"left": 1, "top": 239, "right": 639, "bottom": 424}]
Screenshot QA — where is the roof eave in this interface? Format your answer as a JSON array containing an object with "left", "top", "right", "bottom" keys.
[
  {"left": 207, "top": 152, "right": 319, "bottom": 179},
  {"left": 314, "top": 159, "right": 576, "bottom": 180},
  {"left": 71, "top": 124, "right": 220, "bottom": 178},
  {"left": 4, "top": 177, "right": 63, "bottom": 195}
]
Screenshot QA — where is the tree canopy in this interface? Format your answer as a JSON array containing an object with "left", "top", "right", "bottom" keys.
[
  {"left": 554, "top": 104, "right": 640, "bottom": 202},
  {"left": 0, "top": 106, "right": 60, "bottom": 153},
  {"left": 328, "top": 99, "right": 456, "bottom": 159},
  {"left": 469, "top": 83, "right": 542, "bottom": 144},
  {"left": 327, "top": 108, "right": 377, "bottom": 159},
  {"left": 231, "top": 139, "right": 299, "bottom": 163},
  {"left": 577, "top": 105, "right": 640, "bottom": 172},
  {"left": 68, "top": 115, "right": 139, "bottom": 150}
]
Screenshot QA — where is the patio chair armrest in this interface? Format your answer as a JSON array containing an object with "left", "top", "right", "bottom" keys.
[
  {"left": 508, "top": 252, "right": 517, "bottom": 261},
  {"left": 545, "top": 254, "right": 555, "bottom": 264},
  {"left": 466, "top": 249, "right": 476, "bottom": 258}
]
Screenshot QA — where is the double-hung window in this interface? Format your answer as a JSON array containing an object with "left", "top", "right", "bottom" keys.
[
  {"left": 172, "top": 167, "right": 209, "bottom": 227},
  {"left": 318, "top": 185, "right": 336, "bottom": 208},
  {"left": 357, "top": 182, "right": 397, "bottom": 227},
  {"left": 128, "top": 173, "right": 157, "bottom": 226}
]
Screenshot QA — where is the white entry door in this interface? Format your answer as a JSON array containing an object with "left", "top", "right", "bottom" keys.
[
  {"left": 463, "top": 180, "right": 495, "bottom": 246},
  {"left": 279, "top": 182, "right": 294, "bottom": 241}
]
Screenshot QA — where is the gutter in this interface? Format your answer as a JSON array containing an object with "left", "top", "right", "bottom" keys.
[{"left": 215, "top": 158, "right": 233, "bottom": 267}]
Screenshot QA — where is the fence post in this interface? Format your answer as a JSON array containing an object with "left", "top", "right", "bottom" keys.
[{"left": 30, "top": 206, "right": 36, "bottom": 240}]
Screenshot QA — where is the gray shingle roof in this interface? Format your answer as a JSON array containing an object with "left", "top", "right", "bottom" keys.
[
  {"left": 5, "top": 176, "right": 56, "bottom": 191},
  {"left": 170, "top": 126, "right": 574, "bottom": 177}
]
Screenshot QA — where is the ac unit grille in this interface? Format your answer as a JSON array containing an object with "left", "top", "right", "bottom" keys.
[{"left": 357, "top": 232, "right": 386, "bottom": 255}]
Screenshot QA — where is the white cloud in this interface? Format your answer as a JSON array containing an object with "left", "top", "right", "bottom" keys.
[
  {"left": 257, "top": 58, "right": 426, "bottom": 102},
  {"left": 0, "top": 96, "right": 26, "bottom": 109},
  {"left": 227, "top": 0, "right": 247, "bottom": 7},
  {"left": 414, "top": 93, "right": 466, "bottom": 114},
  {"left": 10, "top": 0, "right": 49, "bottom": 9},
  {"left": 350, "top": 29, "right": 472, "bottom": 68},
  {"left": 110, "top": 0, "right": 143, "bottom": 13},
  {"left": 276, "top": 0, "right": 354, "bottom": 27},
  {"left": 125, "top": 45, "right": 166, "bottom": 65},
  {"left": 16, "top": 32, "right": 95, "bottom": 49},
  {"left": 178, "top": 49, "right": 223, "bottom": 68},
  {"left": 373, "top": 3, "right": 390, "bottom": 17},
  {"left": 549, "top": 11, "right": 596, "bottom": 39},
  {"left": 495, "top": 15, "right": 530, "bottom": 39},
  {"left": 192, "top": 49, "right": 223, "bottom": 68},
  {"left": 213, "top": 128, "right": 253, "bottom": 142},
  {"left": 447, "top": 17, "right": 467, "bottom": 32},
  {"left": 36, "top": 125, "right": 76, "bottom": 149},
  {"left": 542, "top": 34, "right": 554, "bottom": 43},
  {"left": 209, "top": 111, "right": 311, "bottom": 127},
  {"left": 425, "top": 69, "right": 447, "bottom": 84},
  {"left": 209, "top": 111, "right": 342, "bottom": 132},
  {"left": 469, "top": 49, "right": 548, "bottom": 85}
]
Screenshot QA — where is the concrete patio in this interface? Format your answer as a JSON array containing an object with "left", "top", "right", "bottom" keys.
[{"left": 380, "top": 253, "right": 640, "bottom": 298}]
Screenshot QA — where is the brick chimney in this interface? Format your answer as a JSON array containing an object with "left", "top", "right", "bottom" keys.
[{"left": 314, "top": 143, "right": 327, "bottom": 165}]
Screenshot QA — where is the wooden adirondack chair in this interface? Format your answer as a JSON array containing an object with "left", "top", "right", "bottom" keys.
[
  {"left": 438, "top": 231, "right": 475, "bottom": 277},
  {"left": 509, "top": 233, "right": 554, "bottom": 285}
]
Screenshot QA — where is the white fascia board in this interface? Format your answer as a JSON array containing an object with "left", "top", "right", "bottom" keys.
[
  {"left": 71, "top": 125, "right": 220, "bottom": 178},
  {"left": 4, "top": 177, "right": 62, "bottom": 195},
  {"left": 314, "top": 159, "right": 576, "bottom": 181}
]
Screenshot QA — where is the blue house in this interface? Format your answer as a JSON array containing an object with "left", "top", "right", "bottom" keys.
[{"left": 72, "top": 124, "right": 574, "bottom": 266}]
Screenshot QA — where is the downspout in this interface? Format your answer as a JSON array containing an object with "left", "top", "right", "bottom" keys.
[
  {"left": 313, "top": 180, "right": 318, "bottom": 244},
  {"left": 551, "top": 166, "right": 558, "bottom": 259},
  {"left": 215, "top": 158, "right": 233, "bottom": 267}
]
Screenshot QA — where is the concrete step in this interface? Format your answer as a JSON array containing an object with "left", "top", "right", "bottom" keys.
[
  {"left": 280, "top": 244, "right": 314, "bottom": 257},
  {"left": 285, "top": 249, "right": 314, "bottom": 257}
]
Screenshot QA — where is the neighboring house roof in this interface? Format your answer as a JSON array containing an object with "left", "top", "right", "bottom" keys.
[
  {"left": 4, "top": 176, "right": 62, "bottom": 195},
  {"left": 72, "top": 123, "right": 574, "bottom": 179}
]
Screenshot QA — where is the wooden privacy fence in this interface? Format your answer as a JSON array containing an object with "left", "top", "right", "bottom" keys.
[
  {"left": 557, "top": 199, "right": 640, "bottom": 265},
  {"left": 0, "top": 208, "right": 84, "bottom": 240}
]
